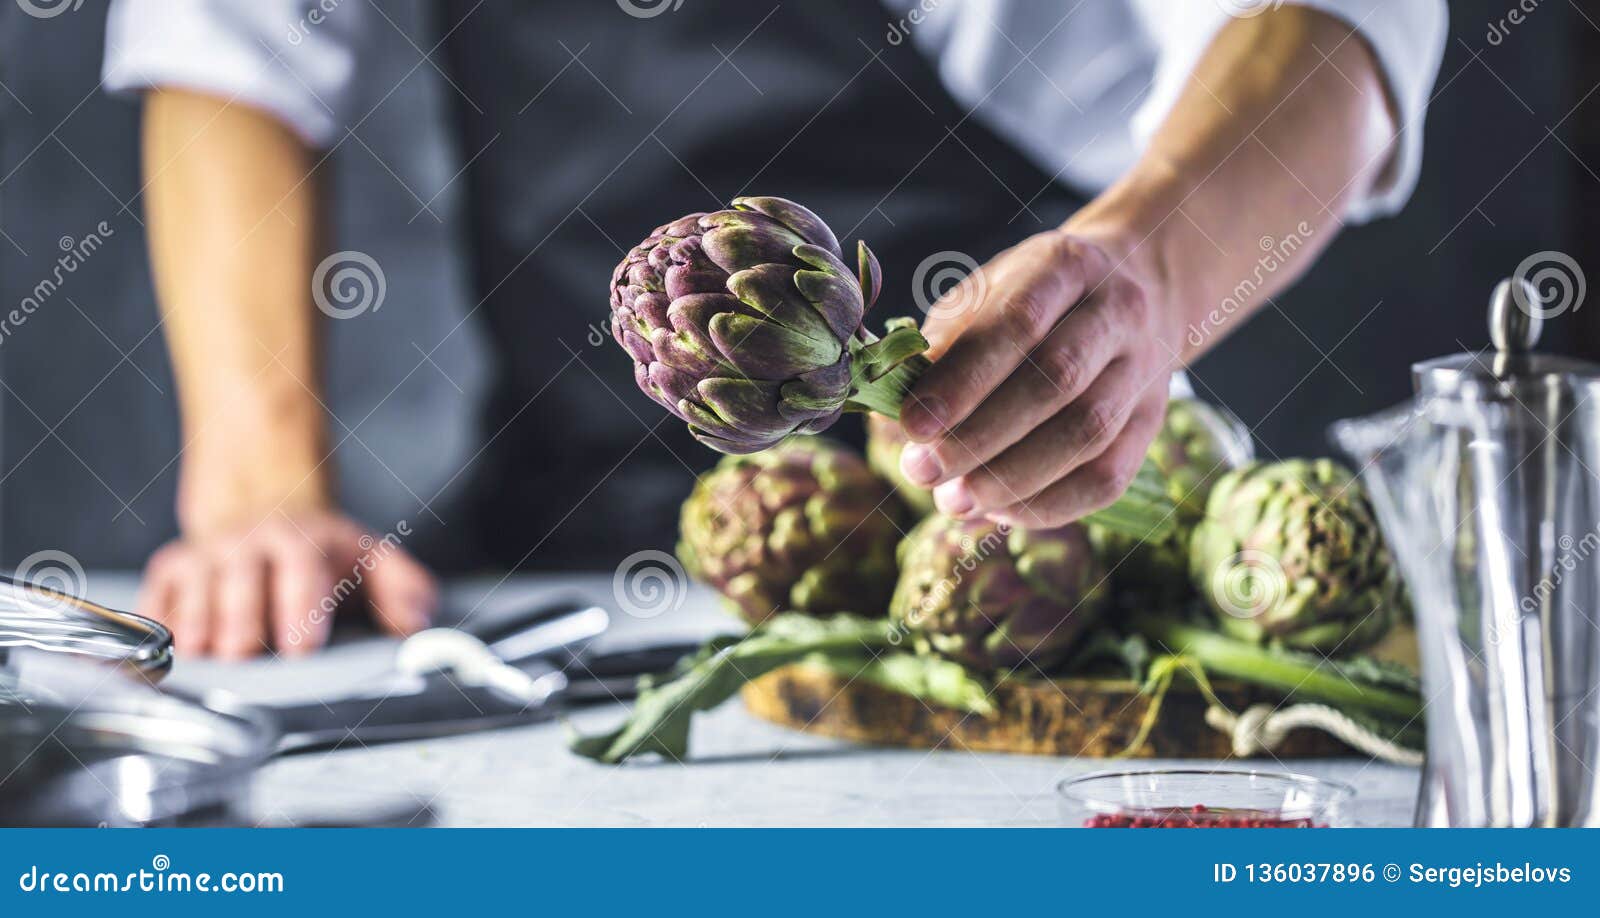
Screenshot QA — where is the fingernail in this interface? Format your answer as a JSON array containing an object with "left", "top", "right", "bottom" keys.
[
  {"left": 934, "top": 479, "right": 974, "bottom": 518},
  {"left": 900, "top": 444, "right": 943, "bottom": 486},
  {"left": 902, "top": 395, "right": 946, "bottom": 439}
]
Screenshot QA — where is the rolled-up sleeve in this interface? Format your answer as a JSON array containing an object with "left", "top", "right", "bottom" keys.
[
  {"left": 103, "top": 0, "right": 372, "bottom": 148},
  {"left": 1129, "top": 0, "right": 1447, "bottom": 223}
]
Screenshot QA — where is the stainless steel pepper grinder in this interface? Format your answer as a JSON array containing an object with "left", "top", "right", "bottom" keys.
[{"left": 1333, "top": 276, "right": 1600, "bottom": 827}]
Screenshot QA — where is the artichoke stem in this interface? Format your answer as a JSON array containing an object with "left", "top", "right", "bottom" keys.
[
  {"left": 845, "top": 353, "right": 931, "bottom": 418},
  {"left": 844, "top": 319, "right": 932, "bottom": 418},
  {"left": 1133, "top": 614, "right": 1423, "bottom": 723}
]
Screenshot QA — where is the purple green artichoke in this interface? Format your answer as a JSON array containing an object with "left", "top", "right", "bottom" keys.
[
  {"left": 1188, "top": 458, "right": 1403, "bottom": 654},
  {"left": 888, "top": 515, "right": 1108, "bottom": 672},
  {"left": 609, "top": 196, "right": 927, "bottom": 454},
  {"left": 677, "top": 438, "right": 910, "bottom": 626},
  {"left": 865, "top": 413, "right": 935, "bottom": 518},
  {"left": 1096, "top": 398, "right": 1252, "bottom": 609}
]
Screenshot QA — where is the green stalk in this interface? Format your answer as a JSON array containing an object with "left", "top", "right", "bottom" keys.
[
  {"left": 844, "top": 319, "right": 932, "bottom": 418},
  {"left": 1133, "top": 615, "right": 1423, "bottom": 723}
]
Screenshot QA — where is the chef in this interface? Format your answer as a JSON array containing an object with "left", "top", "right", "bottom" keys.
[{"left": 102, "top": 0, "right": 1445, "bottom": 657}]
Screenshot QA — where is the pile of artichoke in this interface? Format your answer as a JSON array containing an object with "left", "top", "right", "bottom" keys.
[
  {"left": 1189, "top": 458, "right": 1403, "bottom": 653},
  {"left": 678, "top": 438, "right": 909, "bottom": 625},
  {"left": 672, "top": 386, "right": 1405, "bottom": 667},
  {"left": 888, "top": 515, "right": 1106, "bottom": 671}
]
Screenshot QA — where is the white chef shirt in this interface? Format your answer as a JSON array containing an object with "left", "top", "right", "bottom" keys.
[{"left": 103, "top": 0, "right": 1446, "bottom": 223}]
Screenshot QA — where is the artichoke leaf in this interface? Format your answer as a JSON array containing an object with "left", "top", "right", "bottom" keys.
[
  {"left": 732, "top": 196, "right": 843, "bottom": 259},
  {"left": 726, "top": 264, "right": 837, "bottom": 340},
  {"left": 858, "top": 241, "right": 882, "bottom": 311},
  {"left": 1079, "top": 458, "right": 1179, "bottom": 541},
  {"left": 697, "top": 377, "right": 793, "bottom": 441},
  {"left": 568, "top": 614, "right": 897, "bottom": 764},
  {"left": 709, "top": 312, "right": 842, "bottom": 379}
]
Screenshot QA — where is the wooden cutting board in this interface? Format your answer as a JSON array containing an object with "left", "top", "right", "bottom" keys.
[{"left": 740, "top": 664, "right": 1352, "bottom": 758}]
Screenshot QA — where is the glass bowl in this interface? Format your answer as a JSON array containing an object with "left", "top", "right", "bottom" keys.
[{"left": 1057, "top": 768, "right": 1354, "bottom": 827}]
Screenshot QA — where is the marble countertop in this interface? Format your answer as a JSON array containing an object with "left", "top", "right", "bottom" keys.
[{"left": 87, "top": 572, "right": 1420, "bottom": 827}]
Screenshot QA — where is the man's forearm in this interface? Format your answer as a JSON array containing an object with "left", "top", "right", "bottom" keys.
[
  {"left": 1066, "top": 7, "right": 1398, "bottom": 361},
  {"left": 143, "top": 90, "right": 331, "bottom": 535}
]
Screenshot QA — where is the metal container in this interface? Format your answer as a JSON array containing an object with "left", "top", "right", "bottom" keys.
[
  {"left": 0, "top": 654, "right": 272, "bottom": 826},
  {"left": 0, "top": 572, "right": 172, "bottom": 679},
  {"left": 1332, "top": 277, "right": 1600, "bottom": 827}
]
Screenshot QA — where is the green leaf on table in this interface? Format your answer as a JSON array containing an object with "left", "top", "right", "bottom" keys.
[{"left": 568, "top": 613, "right": 896, "bottom": 764}]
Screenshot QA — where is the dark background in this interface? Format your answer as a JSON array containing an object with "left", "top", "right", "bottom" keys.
[{"left": 1, "top": 0, "right": 1596, "bottom": 570}]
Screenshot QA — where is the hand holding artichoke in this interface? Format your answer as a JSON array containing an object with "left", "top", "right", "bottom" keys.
[
  {"left": 1189, "top": 458, "right": 1404, "bottom": 653},
  {"left": 678, "top": 438, "right": 909, "bottom": 625},
  {"left": 610, "top": 195, "right": 1178, "bottom": 540},
  {"left": 889, "top": 515, "right": 1108, "bottom": 672}
]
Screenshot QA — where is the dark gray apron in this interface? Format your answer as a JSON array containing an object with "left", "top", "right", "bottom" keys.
[{"left": 430, "top": 0, "right": 1085, "bottom": 570}]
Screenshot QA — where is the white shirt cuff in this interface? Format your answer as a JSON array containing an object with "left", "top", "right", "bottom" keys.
[
  {"left": 102, "top": 0, "right": 371, "bottom": 148},
  {"left": 1129, "top": 0, "right": 1447, "bottom": 224}
]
